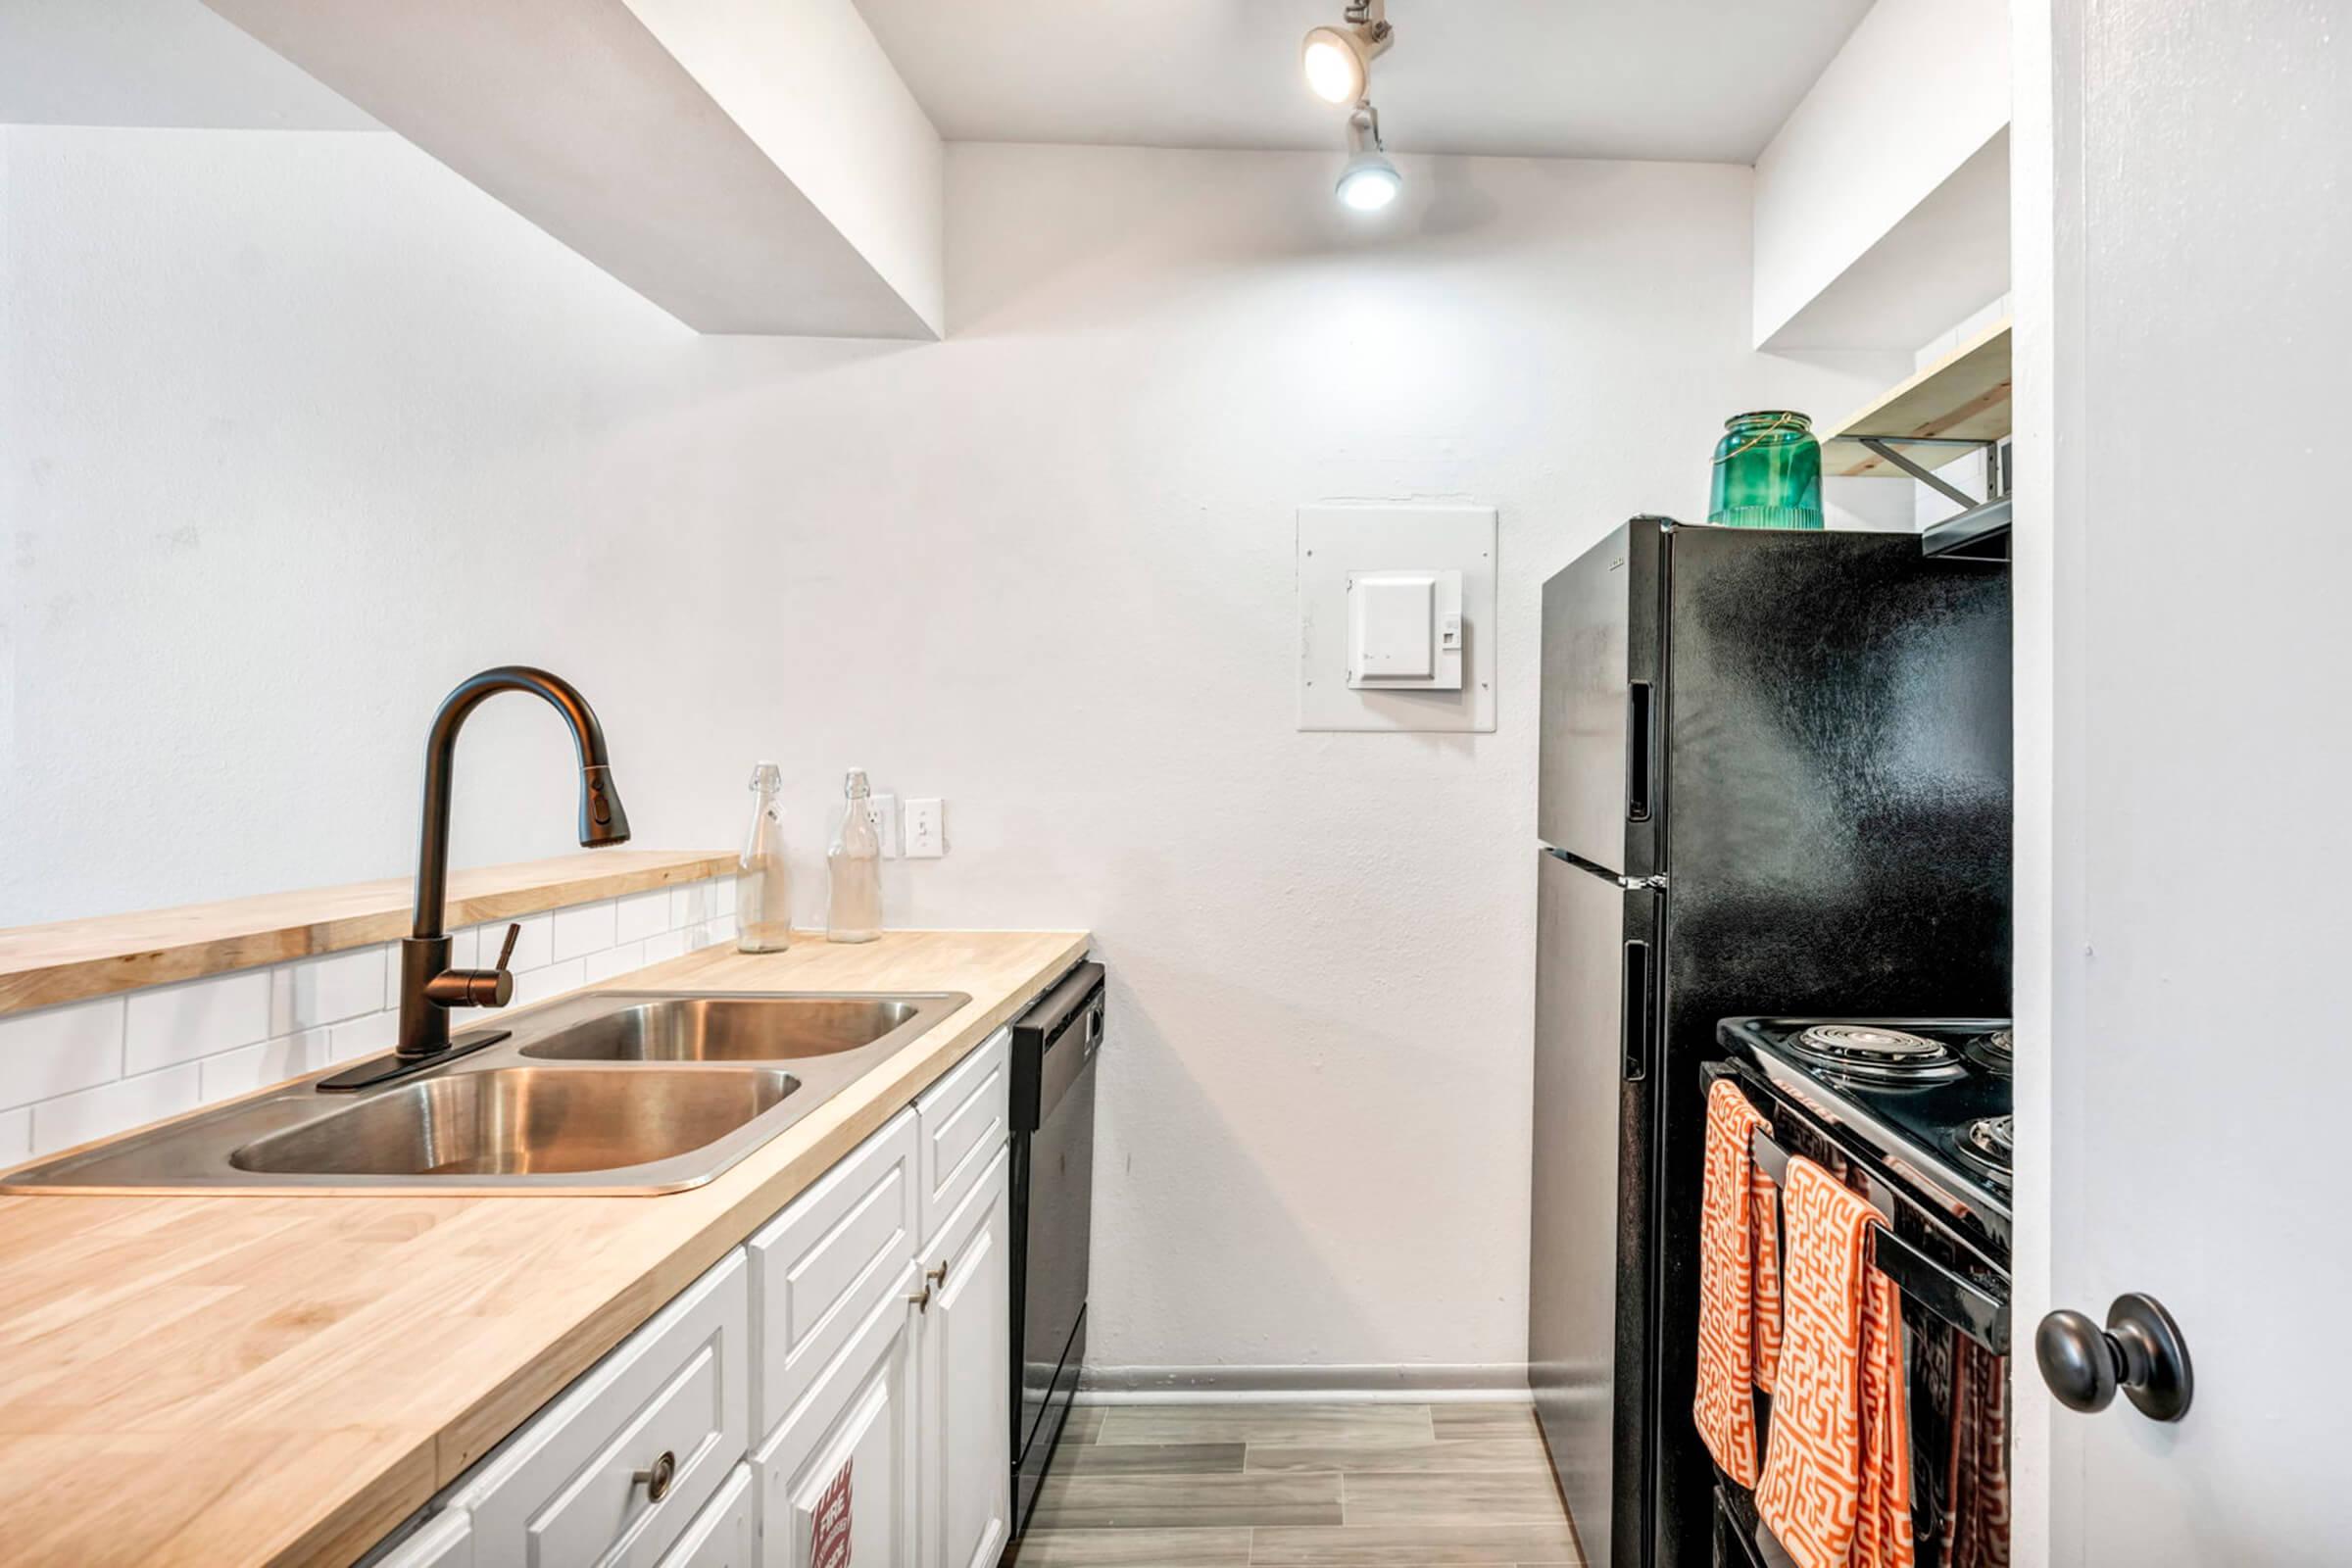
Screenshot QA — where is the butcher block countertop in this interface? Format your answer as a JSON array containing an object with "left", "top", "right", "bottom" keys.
[{"left": 0, "top": 927, "right": 1090, "bottom": 1568}]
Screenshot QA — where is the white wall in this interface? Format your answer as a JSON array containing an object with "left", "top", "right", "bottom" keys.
[
  {"left": 0, "top": 126, "right": 1895, "bottom": 1380},
  {"left": 1752, "top": 0, "right": 2009, "bottom": 347}
]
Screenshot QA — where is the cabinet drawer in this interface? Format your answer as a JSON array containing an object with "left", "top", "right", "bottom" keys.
[
  {"left": 914, "top": 1027, "right": 1009, "bottom": 1247},
  {"left": 450, "top": 1250, "right": 751, "bottom": 1568},
  {"left": 747, "top": 1108, "right": 918, "bottom": 1444},
  {"left": 655, "top": 1462, "right": 756, "bottom": 1568}
]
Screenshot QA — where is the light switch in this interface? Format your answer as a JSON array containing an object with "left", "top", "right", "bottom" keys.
[{"left": 905, "top": 798, "right": 944, "bottom": 858}]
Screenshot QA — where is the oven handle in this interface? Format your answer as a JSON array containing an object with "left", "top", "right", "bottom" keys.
[{"left": 1750, "top": 1128, "right": 2010, "bottom": 1355}]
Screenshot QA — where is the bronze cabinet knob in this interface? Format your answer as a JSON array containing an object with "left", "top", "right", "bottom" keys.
[
  {"left": 633, "top": 1448, "right": 678, "bottom": 1502},
  {"left": 2035, "top": 1292, "right": 2193, "bottom": 1423}
]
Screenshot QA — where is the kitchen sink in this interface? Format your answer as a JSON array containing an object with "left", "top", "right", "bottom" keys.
[
  {"left": 227, "top": 1066, "right": 798, "bottom": 1178},
  {"left": 0, "top": 987, "right": 971, "bottom": 1194},
  {"left": 519, "top": 995, "right": 939, "bottom": 1064}
]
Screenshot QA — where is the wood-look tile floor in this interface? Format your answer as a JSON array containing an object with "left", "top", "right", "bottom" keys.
[{"left": 1005, "top": 1401, "right": 1584, "bottom": 1567}]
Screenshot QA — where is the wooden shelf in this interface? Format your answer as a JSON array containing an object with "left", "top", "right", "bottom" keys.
[
  {"left": 1821, "top": 318, "right": 2012, "bottom": 477},
  {"left": 0, "top": 850, "right": 735, "bottom": 1017}
]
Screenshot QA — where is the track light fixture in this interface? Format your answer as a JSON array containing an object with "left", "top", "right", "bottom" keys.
[
  {"left": 1301, "top": 2, "right": 1402, "bottom": 213},
  {"left": 1335, "top": 103, "right": 1401, "bottom": 212},
  {"left": 1299, "top": 1, "right": 1392, "bottom": 106}
]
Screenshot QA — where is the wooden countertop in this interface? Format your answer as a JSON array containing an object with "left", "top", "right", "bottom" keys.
[
  {"left": 0, "top": 851, "right": 738, "bottom": 1017},
  {"left": 0, "top": 928, "right": 1090, "bottom": 1568}
]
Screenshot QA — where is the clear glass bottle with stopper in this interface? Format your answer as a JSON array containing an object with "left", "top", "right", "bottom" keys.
[
  {"left": 737, "top": 761, "right": 791, "bottom": 954},
  {"left": 826, "top": 769, "right": 883, "bottom": 944}
]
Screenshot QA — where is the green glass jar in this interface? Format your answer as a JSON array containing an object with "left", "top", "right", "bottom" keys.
[{"left": 1708, "top": 411, "right": 1824, "bottom": 530}]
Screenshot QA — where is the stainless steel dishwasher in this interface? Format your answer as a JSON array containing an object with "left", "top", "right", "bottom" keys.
[{"left": 1007, "top": 959, "right": 1105, "bottom": 1538}]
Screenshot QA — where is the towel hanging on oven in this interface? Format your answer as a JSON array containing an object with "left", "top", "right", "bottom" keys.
[
  {"left": 1693, "top": 1079, "right": 1784, "bottom": 1486},
  {"left": 1754, "top": 1155, "right": 1917, "bottom": 1568}
]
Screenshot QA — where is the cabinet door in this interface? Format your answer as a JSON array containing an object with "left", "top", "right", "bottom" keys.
[
  {"left": 918, "top": 1146, "right": 1012, "bottom": 1568},
  {"left": 654, "top": 1463, "right": 755, "bottom": 1568},
  {"left": 755, "top": 1265, "right": 919, "bottom": 1568}
]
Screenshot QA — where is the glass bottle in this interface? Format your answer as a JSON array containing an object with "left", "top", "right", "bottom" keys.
[
  {"left": 825, "top": 769, "right": 883, "bottom": 944},
  {"left": 737, "top": 761, "right": 791, "bottom": 954},
  {"left": 1708, "top": 410, "right": 1825, "bottom": 530}
]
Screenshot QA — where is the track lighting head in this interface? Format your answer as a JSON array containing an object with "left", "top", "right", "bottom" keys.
[
  {"left": 1335, "top": 102, "right": 1401, "bottom": 212},
  {"left": 1299, "top": 2, "right": 1393, "bottom": 106}
]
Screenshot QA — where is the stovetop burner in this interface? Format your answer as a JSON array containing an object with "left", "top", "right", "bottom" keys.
[
  {"left": 1784, "top": 1022, "right": 1967, "bottom": 1085},
  {"left": 1951, "top": 1113, "right": 2014, "bottom": 1187},
  {"left": 1718, "top": 1016, "right": 2016, "bottom": 1250}
]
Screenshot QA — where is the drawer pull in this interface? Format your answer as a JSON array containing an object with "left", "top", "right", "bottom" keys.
[
  {"left": 908, "top": 1283, "right": 933, "bottom": 1312},
  {"left": 633, "top": 1449, "right": 678, "bottom": 1503},
  {"left": 926, "top": 1260, "right": 950, "bottom": 1289}
]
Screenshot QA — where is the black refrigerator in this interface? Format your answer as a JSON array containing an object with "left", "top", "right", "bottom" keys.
[{"left": 1529, "top": 517, "right": 2011, "bottom": 1567}]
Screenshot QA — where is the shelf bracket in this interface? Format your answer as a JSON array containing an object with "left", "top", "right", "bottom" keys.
[{"left": 1856, "top": 437, "right": 1986, "bottom": 510}]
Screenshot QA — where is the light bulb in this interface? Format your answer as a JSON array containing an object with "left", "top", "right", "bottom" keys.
[
  {"left": 1336, "top": 149, "right": 1402, "bottom": 212},
  {"left": 1300, "top": 27, "right": 1365, "bottom": 105}
]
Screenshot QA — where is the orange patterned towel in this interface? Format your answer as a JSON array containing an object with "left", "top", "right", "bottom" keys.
[
  {"left": 1693, "top": 1079, "right": 1784, "bottom": 1486},
  {"left": 1754, "top": 1156, "right": 1916, "bottom": 1568}
]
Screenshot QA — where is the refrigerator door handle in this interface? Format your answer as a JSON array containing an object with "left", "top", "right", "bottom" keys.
[
  {"left": 1620, "top": 939, "right": 1652, "bottom": 1081},
  {"left": 1626, "top": 682, "right": 1655, "bottom": 821}
]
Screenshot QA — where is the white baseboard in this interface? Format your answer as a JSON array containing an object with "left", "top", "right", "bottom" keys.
[{"left": 1075, "top": 1363, "right": 1533, "bottom": 1405}]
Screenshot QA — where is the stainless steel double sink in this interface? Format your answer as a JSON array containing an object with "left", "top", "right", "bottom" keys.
[{"left": 1, "top": 990, "right": 970, "bottom": 1195}]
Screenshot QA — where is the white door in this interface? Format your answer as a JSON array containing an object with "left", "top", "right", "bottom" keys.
[
  {"left": 2019, "top": 0, "right": 2351, "bottom": 1560},
  {"left": 918, "top": 1146, "right": 1012, "bottom": 1568}
]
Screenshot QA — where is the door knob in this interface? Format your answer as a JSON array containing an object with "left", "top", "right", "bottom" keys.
[{"left": 2034, "top": 1292, "right": 2193, "bottom": 1422}]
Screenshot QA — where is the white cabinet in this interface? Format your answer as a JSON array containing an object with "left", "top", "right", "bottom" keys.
[
  {"left": 745, "top": 1108, "right": 919, "bottom": 1443},
  {"left": 656, "top": 1463, "right": 757, "bottom": 1568},
  {"left": 917, "top": 1146, "right": 1013, "bottom": 1568},
  {"left": 369, "top": 1509, "right": 472, "bottom": 1568},
  {"left": 913, "top": 1027, "right": 1009, "bottom": 1247},
  {"left": 753, "top": 1263, "right": 921, "bottom": 1566},
  {"left": 447, "top": 1251, "right": 750, "bottom": 1568}
]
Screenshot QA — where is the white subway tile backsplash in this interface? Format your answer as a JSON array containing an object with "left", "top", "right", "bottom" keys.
[
  {"left": 0, "top": 1107, "right": 30, "bottom": 1165},
  {"left": 200, "top": 1029, "right": 335, "bottom": 1102},
  {"left": 584, "top": 941, "right": 647, "bottom": 985},
  {"left": 124, "top": 969, "right": 271, "bottom": 1076},
  {"left": 616, "top": 888, "right": 670, "bottom": 945},
  {"left": 328, "top": 1009, "right": 398, "bottom": 1063},
  {"left": 31, "top": 1065, "right": 201, "bottom": 1155},
  {"left": 552, "top": 899, "right": 617, "bottom": 961},
  {"left": 0, "top": 997, "right": 126, "bottom": 1112},
  {"left": 511, "top": 957, "right": 587, "bottom": 1010},
  {"left": 504, "top": 913, "right": 554, "bottom": 973},
  {"left": 273, "top": 946, "right": 388, "bottom": 1034},
  {"left": 7, "top": 874, "right": 730, "bottom": 1163}
]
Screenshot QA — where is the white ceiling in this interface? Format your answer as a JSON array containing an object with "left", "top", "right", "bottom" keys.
[
  {"left": 0, "top": 0, "right": 373, "bottom": 129},
  {"left": 850, "top": 0, "right": 1877, "bottom": 162}
]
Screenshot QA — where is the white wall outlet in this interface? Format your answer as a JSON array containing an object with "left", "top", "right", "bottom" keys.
[
  {"left": 905, "top": 798, "right": 944, "bottom": 858},
  {"left": 864, "top": 793, "right": 901, "bottom": 858}
]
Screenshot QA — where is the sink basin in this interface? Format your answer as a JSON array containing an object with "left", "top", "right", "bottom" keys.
[
  {"left": 228, "top": 1067, "right": 796, "bottom": 1178},
  {"left": 0, "top": 986, "right": 972, "bottom": 1193},
  {"left": 519, "top": 995, "right": 938, "bottom": 1064}
]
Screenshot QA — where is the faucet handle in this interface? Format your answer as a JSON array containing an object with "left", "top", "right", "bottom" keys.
[{"left": 493, "top": 922, "right": 522, "bottom": 973}]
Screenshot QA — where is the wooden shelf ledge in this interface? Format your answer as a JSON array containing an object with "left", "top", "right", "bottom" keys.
[
  {"left": 1821, "top": 318, "right": 2013, "bottom": 477},
  {"left": 0, "top": 851, "right": 734, "bottom": 1018}
]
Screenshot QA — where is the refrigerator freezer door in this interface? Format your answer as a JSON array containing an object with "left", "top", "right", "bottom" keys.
[
  {"left": 1531, "top": 849, "right": 1658, "bottom": 1568},
  {"left": 1539, "top": 520, "right": 1664, "bottom": 877}
]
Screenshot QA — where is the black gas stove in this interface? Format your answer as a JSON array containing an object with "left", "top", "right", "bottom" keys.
[{"left": 1718, "top": 1016, "right": 2013, "bottom": 1257}]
